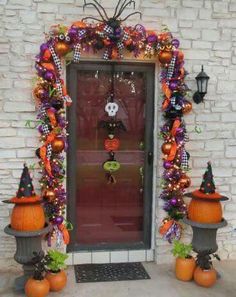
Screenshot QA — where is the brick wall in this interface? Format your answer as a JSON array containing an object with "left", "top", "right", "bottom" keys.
[{"left": 0, "top": 0, "right": 236, "bottom": 268}]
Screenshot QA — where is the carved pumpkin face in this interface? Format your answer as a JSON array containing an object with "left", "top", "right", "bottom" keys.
[
  {"left": 104, "top": 138, "right": 120, "bottom": 152},
  {"left": 103, "top": 161, "right": 120, "bottom": 172}
]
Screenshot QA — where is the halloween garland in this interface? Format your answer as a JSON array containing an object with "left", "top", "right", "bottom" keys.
[{"left": 34, "top": 0, "right": 192, "bottom": 245}]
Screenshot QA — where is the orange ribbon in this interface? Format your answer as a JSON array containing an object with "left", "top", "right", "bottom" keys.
[
  {"left": 171, "top": 119, "right": 181, "bottom": 136},
  {"left": 166, "top": 141, "right": 177, "bottom": 161},
  {"left": 47, "top": 109, "right": 57, "bottom": 127},
  {"left": 39, "top": 132, "right": 56, "bottom": 177},
  {"left": 58, "top": 224, "right": 70, "bottom": 245}
]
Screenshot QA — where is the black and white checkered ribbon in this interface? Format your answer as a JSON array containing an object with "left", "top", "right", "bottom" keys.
[
  {"left": 49, "top": 46, "right": 62, "bottom": 76},
  {"left": 167, "top": 55, "right": 176, "bottom": 80},
  {"left": 103, "top": 48, "right": 110, "bottom": 60},
  {"left": 73, "top": 43, "right": 81, "bottom": 62},
  {"left": 103, "top": 24, "right": 113, "bottom": 35},
  {"left": 55, "top": 79, "right": 63, "bottom": 97},
  {"left": 42, "top": 124, "right": 51, "bottom": 135},
  {"left": 46, "top": 143, "right": 52, "bottom": 159},
  {"left": 78, "top": 29, "right": 86, "bottom": 39},
  {"left": 171, "top": 96, "right": 182, "bottom": 110},
  {"left": 122, "top": 31, "right": 129, "bottom": 42},
  {"left": 181, "top": 148, "right": 189, "bottom": 170}
]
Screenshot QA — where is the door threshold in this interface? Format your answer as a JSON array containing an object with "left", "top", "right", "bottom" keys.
[{"left": 66, "top": 249, "right": 154, "bottom": 265}]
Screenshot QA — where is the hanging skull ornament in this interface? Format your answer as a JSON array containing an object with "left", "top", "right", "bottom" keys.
[{"left": 105, "top": 102, "right": 119, "bottom": 117}]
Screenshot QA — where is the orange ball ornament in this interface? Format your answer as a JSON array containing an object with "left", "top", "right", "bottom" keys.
[
  {"left": 179, "top": 175, "right": 191, "bottom": 188},
  {"left": 42, "top": 49, "right": 52, "bottom": 62},
  {"left": 43, "top": 189, "right": 56, "bottom": 202},
  {"left": 182, "top": 101, "right": 192, "bottom": 114},
  {"left": 33, "top": 86, "right": 45, "bottom": 101},
  {"left": 158, "top": 51, "right": 173, "bottom": 64},
  {"left": 55, "top": 42, "right": 71, "bottom": 56},
  {"left": 161, "top": 142, "right": 172, "bottom": 155},
  {"left": 51, "top": 137, "right": 65, "bottom": 153}
]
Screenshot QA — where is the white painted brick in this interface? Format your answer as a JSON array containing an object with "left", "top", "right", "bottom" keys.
[
  {"left": 4, "top": 102, "right": 35, "bottom": 112},
  {"left": 128, "top": 250, "right": 146, "bottom": 262},
  {"left": 74, "top": 252, "right": 92, "bottom": 265},
  {"left": 213, "top": 2, "right": 228, "bottom": 14},
  {"left": 199, "top": 9, "right": 212, "bottom": 20},
  {"left": 181, "top": 29, "right": 200, "bottom": 39},
  {"left": 0, "top": 138, "right": 25, "bottom": 149},
  {"left": 185, "top": 49, "right": 210, "bottom": 60},
  {"left": 182, "top": 0, "right": 203, "bottom": 8},
  {"left": 213, "top": 41, "right": 232, "bottom": 51},
  {"left": 92, "top": 252, "right": 110, "bottom": 264},
  {"left": 194, "top": 20, "right": 217, "bottom": 29},
  {"left": 229, "top": 4, "right": 236, "bottom": 12},
  {"left": 192, "top": 40, "right": 212, "bottom": 49},
  {"left": 202, "top": 29, "right": 220, "bottom": 41},
  {"left": 110, "top": 251, "right": 128, "bottom": 263},
  {"left": 37, "top": 3, "right": 58, "bottom": 13},
  {"left": 176, "top": 8, "right": 198, "bottom": 20}
]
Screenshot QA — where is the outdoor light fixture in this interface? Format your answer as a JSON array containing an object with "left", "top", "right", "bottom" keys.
[{"left": 193, "top": 65, "right": 210, "bottom": 104}]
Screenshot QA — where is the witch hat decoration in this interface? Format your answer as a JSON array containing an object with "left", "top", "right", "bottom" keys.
[
  {"left": 199, "top": 161, "right": 216, "bottom": 194},
  {"left": 3, "top": 164, "right": 41, "bottom": 204},
  {"left": 185, "top": 161, "right": 228, "bottom": 201},
  {"left": 16, "top": 164, "right": 36, "bottom": 198}
]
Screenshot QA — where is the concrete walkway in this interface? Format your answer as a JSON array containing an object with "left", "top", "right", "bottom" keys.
[{"left": 1, "top": 261, "right": 236, "bottom": 297}]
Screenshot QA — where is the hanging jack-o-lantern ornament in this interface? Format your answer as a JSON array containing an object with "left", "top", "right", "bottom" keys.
[
  {"left": 182, "top": 101, "right": 192, "bottom": 114},
  {"left": 105, "top": 102, "right": 119, "bottom": 117},
  {"left": 51, "top": 137, "right": 65, "bottom": 153},
  {"left": 103, "top": 160, "right": 121, "bottom": 172},
  {"left": 104, "top": 138, "right": 120, "bottom": 152},
  {"left": 158, "top": 51, "right": 173, "bottom": 65}
]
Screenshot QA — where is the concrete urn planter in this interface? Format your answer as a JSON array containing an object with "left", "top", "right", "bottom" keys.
[
  {"left": 4, "top": 224, "right": 51, "bottom": 291},
  {"left": 182, "top": 217, "right": 227, "bottom": 253}
]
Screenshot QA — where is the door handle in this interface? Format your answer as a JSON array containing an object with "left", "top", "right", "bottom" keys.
[{"left": 148, "top": 151, "right": 153, "bottom": 165}]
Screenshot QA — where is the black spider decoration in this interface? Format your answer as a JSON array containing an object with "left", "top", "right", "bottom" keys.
[
  {"left": 82, "top": 0, "right": 142, "bottom": 26},
  {"left": 98, "top": 119, "right": 126, "bottom": 137}
]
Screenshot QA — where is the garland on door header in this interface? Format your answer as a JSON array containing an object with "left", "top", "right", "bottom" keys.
[{"left": 33, "top": 0, "right": 192, "bottom": 245}]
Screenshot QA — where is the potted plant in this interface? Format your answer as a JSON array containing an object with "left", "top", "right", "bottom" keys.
[
  {"left": 172, "top": 240, "right": 196, "bottom": 281},
  {"left": 25, "top": 252, "right": 50, "bottom": 297},
  {"left": 194, "top": 251, "right": 219, "bottom": 287},
  {"left": 45, "top": 249, "right": 68, "bottom": 292}
]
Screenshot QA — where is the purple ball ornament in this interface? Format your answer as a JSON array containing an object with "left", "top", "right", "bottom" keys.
[
  {"left": 44, "top": 71, "right": 54, "bottom": 81},
  {"left": 172, "top": 39, "right": 180, "bottom": 49},
  {"left": 53, "top": 215, "right": 64, "bottom": 225},
  {"left": 169, "top": 81, "right": 178, "bottom": 91},
  {"left": 68, "top": 27, "right": 78, "bottom": 40},
  {"left": 170, "top": 197, "right": 178, "bottom": 206},
  {"left": 163, "top": 160, "right": 172, "bottom": 170}
]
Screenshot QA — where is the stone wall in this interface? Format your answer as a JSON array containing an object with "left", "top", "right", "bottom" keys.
[{"left": 0, "top": 0, "right": 236, "bottom": 268}]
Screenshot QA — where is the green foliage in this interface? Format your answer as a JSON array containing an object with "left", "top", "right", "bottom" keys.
[
  {"left": 45, "top": 250, "right": 68, "bottom": 273},
  {"left": 172, "top": 240, "right": 192, "bottom": 259}
]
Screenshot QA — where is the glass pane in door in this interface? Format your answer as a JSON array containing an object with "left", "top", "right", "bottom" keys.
[{"left": 75, "top": 68, "right": 146, "bottom": 245}]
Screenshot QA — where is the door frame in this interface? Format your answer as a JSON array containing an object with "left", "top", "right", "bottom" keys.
[{"left": 66, "top": 61, "right": 155, "bottom": 252}]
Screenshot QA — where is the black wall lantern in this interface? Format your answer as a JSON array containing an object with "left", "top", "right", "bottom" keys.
[{"left": 193, "top": 65, "right": 210, "bottom": 104}]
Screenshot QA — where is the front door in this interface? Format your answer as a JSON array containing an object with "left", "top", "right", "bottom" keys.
[{"left": 67, "top": 61, "right": 154, "bottom": 251}]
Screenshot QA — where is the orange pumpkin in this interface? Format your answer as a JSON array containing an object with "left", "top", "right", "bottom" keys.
[
  {"left": 158, "top": 51, "right": 173, "bottom": 64},
  {"left": 182, "top": 101, "right": 192, "bottom": 114},
  {"left": 25, "top": 278, "right": 50, "bottom": 297},
  {"left": 104, "top": 138, "right": 120, "bottom": 151},
  {"left": 11, "top": 200, "right": 45, "bottom": 231},
  {"left": 188, "top": 199, "right": 222, "bottom": 224},
  {"left": 175, "top": 257, "right": 196, "bottom": 282},
  {"left": 46, "top": 270, "right": 67, "bottom": 292},
  {"left": 193, "top": 266, "right": 217, "bottom": 288},
  {"left": 55, "top": 42, "right": 71, "bottom": 56}
]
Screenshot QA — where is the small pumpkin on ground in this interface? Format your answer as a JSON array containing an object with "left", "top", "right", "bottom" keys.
[
  {"left": 25, "top": 252, "right": 50, "bottom": 297},
  {"left": 193, "top": 251, "right": 219, "bottom": 288},
  {"left": 172, "top": 240, "right": 196, "bottom": 282},
  {"left": 45, "top": 250, "right": 68, "bottom": 292}
]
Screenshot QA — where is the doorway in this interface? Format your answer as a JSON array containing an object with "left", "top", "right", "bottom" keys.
[{"left": 67, "top": 61, "right": 155, "bottom": 252}]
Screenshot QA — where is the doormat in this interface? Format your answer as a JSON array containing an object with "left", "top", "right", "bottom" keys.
[{"left": 74, "top": 262, "right": 150, "bottom": 283}]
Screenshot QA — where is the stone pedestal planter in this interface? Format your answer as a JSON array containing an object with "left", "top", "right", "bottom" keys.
[
  {"left": 183, "top": 217, "right": 227, "bottom": 253},
  {"left": 4, "top": 224, "right": 51, "bottom": 291}
]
